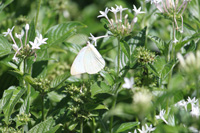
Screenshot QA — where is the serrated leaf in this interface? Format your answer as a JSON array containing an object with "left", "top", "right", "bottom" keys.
[
  {"left": 0, "top": 35, "right": 12, "bottom": 57},
  {"left": 115, "top": 122, "right": 139, "bottom": 133},
  {"left": 148, "top": 35, "right": 166, "bottom": 54},
  {"left": 28, "top": 117, "right": 55, "bottom": 133},
  {"left": 91, "top": 82, "right": 112, "bottom": 98},
  {"left": 50, "top": 72, "right": 70, "bottom": 89},
  {"left": 45, "top": 22, "right": 86, "bottom": 47},
  {"left": 0, "top": 0, "right": 14, "bottom": 12},
  {"left": 100, "top": 70, "right": 114, "bottom": 86}
]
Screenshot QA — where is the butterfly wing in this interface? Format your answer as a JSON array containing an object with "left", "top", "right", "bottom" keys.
[
  {"left": 83, "top": 44, "right": 105, "bottom": 74},
  {"left": 70, "top": 46, "right": 87, "bottom": 75}
]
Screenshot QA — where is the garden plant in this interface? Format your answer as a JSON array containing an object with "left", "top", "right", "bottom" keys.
[{"left": 0, "top": 0, "right": 200, "bottom": 132}]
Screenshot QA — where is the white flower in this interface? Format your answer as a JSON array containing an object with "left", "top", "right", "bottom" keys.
[
  {"left": 110, "top": 6, "right": 119, "bottom": 22},
  {"left": 174, "top": 99, "right": 188, "bottom": 110},
  {"left": 29, "top": 39, "right": 40, "bottom": 50},
  {"left": 116, "top": 5, "right": 128, "bottom": 20},
  {"left": 138, "top": 124, "right": 156, "bottom": 133},
  {"left": 36, "top": 34, "right": 48, "bottom": 46},
  {"left": 25, "top": 24, "right": 29, "bottom": 31},
  {"left": 30, "top": 34, "right": 48, "bottom": 50},
  {"left": 15, "top": 30, "right": 24, "bottom": 40},
  {"left": 12, "top": 43, "right": 20, "bottom": 51},
  {"left": 145, "top": 124, "right": 156, "bottom": 132},
  {"left": 88, "top": 33, "right": 108, "bottom": 46},
  {"left": 122, "top": 77, "right": 134, "bottom": 89},
  {"left": 3, "top": 26, "right": 15, "bottom": 37},
  {"left": 187, "top": 97, "right": 198, "bottom": 105},
  {"left": 190, "top": 105, "right": 200, "bottom": 118},
  {"left": 133, "top": 5, "right": 145, "bottom": 15},
  {"left": 173, "top": 37, "right": 178, "bottom": 43},
  {"left": 97, "top": 8, "right": 112, "bottom": 24},
  {"left": 156, "top": 109, "right": 169, "bottom": 124},
  {"left": 138, "top": 125, "right": 147, "bottom": 133},
  {"left": 12, "top": 56, "right": 19, "bottom": 62}
]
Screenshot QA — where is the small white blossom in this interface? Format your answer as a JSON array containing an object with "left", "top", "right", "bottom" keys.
[
  {"left": 36, "top": 34, "right": 48, "bottom": 46},
  {"left": 25, "top": 24, "right": 29, "bottom": 31},
  {"left": 88, "top": 33, "right": 108, "bottom": 46},
  {"left": 122, "top": 77, "right": 134, "bottom": 89},
  {"left": 138, "top": 124, "right": 156, "bottom": 133},
  {"left": 15, "top": 30, "right": 24, "bottom": 40},
  {"left": 190, "top": 105, "right": 200, "bottom": 118},
  {"left": 29, "top": 34, "right": 48, "bottom": 50},
  {"left": 133, "top": 5, "right": 145, "bottom": 15},
  {"left": 174, "top": 99, "right": 188, "bottom": 110},
  {"left": 156, "top": 109, "right": 169, "bottom": 124},
  {"left": 187, "top": 97, "right": 198, "bottom": 105},
  {"left": 97, "top": 8, "right": 112, "bottom": 24},
  {"left": 2, "top": 26, "right": 15, "bottom": 37}
]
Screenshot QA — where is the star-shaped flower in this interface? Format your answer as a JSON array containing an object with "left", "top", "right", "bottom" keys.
[
  {"left": 133, "top": 5, "right": 145, "bottom": 15},
  {"left": 122, "top": 77, "right": 134, "bottom": 89},
  {"left": 3, "top": 26, "right": 15, "bottom": 37},
  {"left": 156, "top": 109, "right": 169, "bottom": 124},
  {"left": 88, "top": 33, "right": 108, "bottom": 46}
]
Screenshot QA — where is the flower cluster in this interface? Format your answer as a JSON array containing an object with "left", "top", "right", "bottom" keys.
[
  {"left": 132, "top": 124, "right": 156, "bottom": 133},
  {"left": 146, "top": 0, "right": 191, "bottom": 34},
  {"left": 175, "top": 97, "right": 199, "bottom": 118},
  {"left": 177, "top": 51, "right": 200, "bottom": 75},
  {"left": 97, "top": 5, "right": 145, "bottom": 38},
  {"left": 3, "top": 24, "right": 48, "bottom": 62},
  {"left": 135, "top": 47, "right": 155, "bottom": 65}
]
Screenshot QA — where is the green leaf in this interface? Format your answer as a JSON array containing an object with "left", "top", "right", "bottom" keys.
[
  {"left": 50, "top": 72, "right": 70, "bottom": 89},
  {"left": 0, "top": 35, "right": 12, "bottom": 57},
  {"left": 1, "top": 86, "right": 26, "bottom": 125},
  {"left": 175, "top": 33, "right": 200, "bottom": 52},
  {"left": 45, "top": 22, "right": 86, "bottom": 47},
  {"left": 148, "top": 35, "right": 166, "bottom": 54},
  {"left": 100, "top": 70, "right": 114, "bottom": 86},
  {"left": 115, "top": 122, "right": 139, "bottom": 133},
  {"left": 120, "top": 27, "right": 147, "bottom": 69},
  {"left": 68, "top": 122, "right": 78, "bottom": 131},
  {"left": 45, "top": 124, "right": 62, "bottom": 133},
  {"left": 28, "top": 117, "right": 55, "bottom": 133},
  {"left": 120, "top": 40, "right": 130, "bottom": 60},
  {"left": 19, "top": 94, "right": 30, "bottom": 114},
  {"left": 91, "top": 82, "right": 112, "bottom": 98},
  {"left": 0, "top": 0, "right": 14, "bottom": 12},
  {"left": 28, "top": 20, "right": 36, "bottom": 42}
]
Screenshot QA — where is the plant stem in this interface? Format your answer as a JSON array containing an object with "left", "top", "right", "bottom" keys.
[
  {"left": 117, "top": 37, "right": 121, "bottom": 76},
  {"left": 196, "top": 75, "right": 199, "bottom": 98},
  {"left": 35, "top": 0, "right": 42, "bottom": 28},
  {"left": 80, "top": 119, "right": 83, "bottom": 133},
  {"left": 110, "top": 37, "right": 121, "bottom": 133},
  {"left": 41, "top": 94, "right": 45, "bottom": 121}
]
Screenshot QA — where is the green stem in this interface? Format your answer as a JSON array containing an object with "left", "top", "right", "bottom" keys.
[
  {"left": 35, "top": 0, "right": 42, "bottom": 28},
  {"left": 117, "top": 37, "right": 121, "bottom": 76},
  {"left": 80, "top": 119, "right": 83, "bottom": 133},
  {"left": 41, "top": 94, "right": 45, "bottom": 121},
  {"left": 110, "top": 38, "right": 121, "bottom": 133},
  {"left": 196, "top": 75, "right": 199, "bottom": 98}
]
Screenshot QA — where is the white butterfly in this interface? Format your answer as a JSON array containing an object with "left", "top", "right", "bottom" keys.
[{"left": 70, "top": 41, "right": 105, "bottom": 75}]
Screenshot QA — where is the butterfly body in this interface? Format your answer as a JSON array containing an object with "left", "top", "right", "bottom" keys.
[{"left": 70, "top": 42, "right": 105, "bottom": 75}]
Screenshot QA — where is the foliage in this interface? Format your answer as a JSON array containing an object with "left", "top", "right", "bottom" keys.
[{"left": 0, "top": 0, "right": 200, "bottom": 133}]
